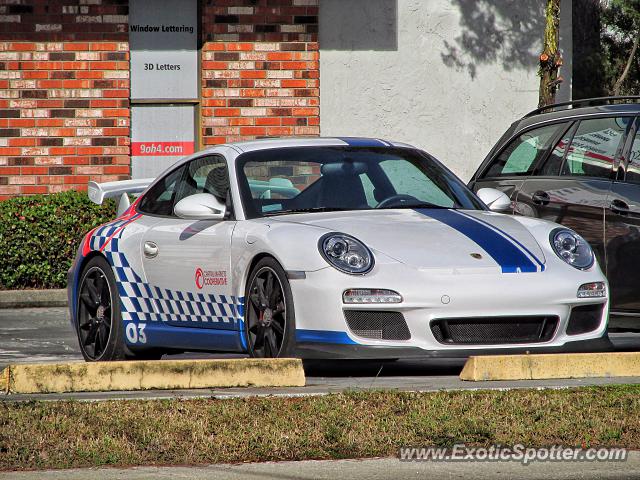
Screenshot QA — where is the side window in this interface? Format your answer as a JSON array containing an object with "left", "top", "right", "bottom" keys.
[
  {"left": 483, "top": 124, "right": 562, "bottom": 178},
  {"left": 174, "top": 156, "right": 230, "bottom": 204},
  {"left": 625, "top": 122, "right": 640, "bottom": 183},
  {"left": 378, "top": 159, "right": 454, "bottom": 207},
  {"left": 560, "top": 117, "right": 630, "bottom": 178},
  {"left": 539, "top": 123, "right": 576, "bottom": 176},
  {"left": 137, "top": 165, "right": 186, "bottom": 217}
]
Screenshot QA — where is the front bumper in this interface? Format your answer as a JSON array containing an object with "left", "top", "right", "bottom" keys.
[
  {"left": 289, "top": 260, "right": 609, "bottom": 359},
  {"left": 296, "top": 335, "right": 614, "bottom": 359}
]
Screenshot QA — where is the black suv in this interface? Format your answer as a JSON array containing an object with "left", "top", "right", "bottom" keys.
[{"left": 469, "top": 96, "right": 640, "bottom": 331}]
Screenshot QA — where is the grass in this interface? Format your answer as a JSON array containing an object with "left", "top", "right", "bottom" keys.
[{"left": 1, "top": 385, "right": 639, "bottom": 470}]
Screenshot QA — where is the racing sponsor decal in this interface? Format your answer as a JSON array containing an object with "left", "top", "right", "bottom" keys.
[
  {"left": 415, "top": 209, "right": 545, "bottom": 273},
  {"left": 195, "top": 267, "right": 228, "bottom": 289}
]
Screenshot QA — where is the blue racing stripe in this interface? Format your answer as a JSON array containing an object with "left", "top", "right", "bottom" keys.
[
  {"left": 415, "top": 209, "right": 538, "bottom": 273},
  {"left": 336, "top": 137, "right": 389, "bottom": 147},
  {"left": 457, "top": 210, "right": 545, "bottom": 271},
  {"left": 296, "top": 329, "right": 357, "bottom": 344}
]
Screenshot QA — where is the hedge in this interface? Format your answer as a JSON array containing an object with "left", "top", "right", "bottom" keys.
[{"left": 0, "top": 190, "right": 116, "bottom": 290}]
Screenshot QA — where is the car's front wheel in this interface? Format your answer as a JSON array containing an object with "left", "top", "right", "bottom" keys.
[{"left": 245, "top": 257, "right": 296, "bottom": 358}]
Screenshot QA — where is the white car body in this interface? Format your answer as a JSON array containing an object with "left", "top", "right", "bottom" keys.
[{"left": 68, "top": 138, "right": 610, "bottom": 359}]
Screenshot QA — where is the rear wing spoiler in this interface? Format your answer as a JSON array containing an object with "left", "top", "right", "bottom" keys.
[{"left": 87, "top": 178, "right": 154, "bottom": 216}]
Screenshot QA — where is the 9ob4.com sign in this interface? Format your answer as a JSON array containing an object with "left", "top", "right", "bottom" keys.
[{"left": 131, "top": 105, "right": 195, "bottom": 178}]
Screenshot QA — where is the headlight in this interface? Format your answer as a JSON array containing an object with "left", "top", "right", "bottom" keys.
[
  {"left": 550, "top": 228, "right": 594, "bottom": 270},
  {"left": 319, "top": 232, "right": 374, "bottom": 274}
]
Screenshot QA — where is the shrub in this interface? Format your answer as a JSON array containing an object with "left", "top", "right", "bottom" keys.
[{"left": 0, "top": 190, "right": 116, "bottom": 290}]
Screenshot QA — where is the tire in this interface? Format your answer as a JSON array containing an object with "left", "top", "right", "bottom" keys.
[
  {"left": 75, "top": 255, "right": 127, "bottom": 361},
  {"left": 244, "top": 257, "right": 297, "bottom": 358},
  {"left": 76, "top": 255, "right": 163, "bottom": 361}
]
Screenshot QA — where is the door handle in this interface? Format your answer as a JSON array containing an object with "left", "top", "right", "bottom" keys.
[
  {"left": 532, "top": 190, "right": 550, "bottom": 206},
  {"left": 610, "top": 199, "right": 631, "bottom": 215},
  {"left": 143, "top": 241, "right": 159, "bottom": 258}
]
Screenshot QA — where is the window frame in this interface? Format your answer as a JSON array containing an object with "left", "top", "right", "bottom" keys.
[
  {"left": 552, "top": 116, "right": 634, "bottom": 180},
  {"left": 235, "top": 146, "right": 485, "bottom": 220},
  {"left": 136, "top": 154, "right": 233, "bottom": 219},
  {"left": 620, "top": 116, "right": 640, "bottom": 183},
  {"left": 477, "top": 121, "right": 571, "bottom": 180}
]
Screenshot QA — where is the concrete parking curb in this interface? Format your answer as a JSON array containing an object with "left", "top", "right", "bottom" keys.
[
  {"left": 460, "top": 352, "right": 640, "bottom": 381},
  {"left": 1, "top": 358, "right": 306, "bottom": 394},
  {"left": 0, "top": 289, "right": 67, "bottom": 309}
]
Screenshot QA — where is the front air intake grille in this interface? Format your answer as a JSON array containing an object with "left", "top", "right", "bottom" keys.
[
  {"left": 566, "top": 304, "right": 604, "bottom": 335},
  {"left": 430, "top": 316, "right": 558, "bottom": 345},
  {"left": 344, "top": 310, "right": 411, "bottom": 340}
]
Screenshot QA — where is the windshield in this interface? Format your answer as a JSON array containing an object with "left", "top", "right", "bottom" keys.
[{"left": 236, "top": 146, "right": 484, "bottom": 219}]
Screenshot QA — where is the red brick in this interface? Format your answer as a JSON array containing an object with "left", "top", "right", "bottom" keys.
[
  {"left": 21, "top": 166, "right": 48, "bottom": 175},
  {"left": 63, "top": 175, "right": 89, "bottom": 184},
  {"left": 282, "top": 79, "right": 308, "bottom": 88},
  {"left": 50, "top": 147, "right": 76, "bottom": 155},
  {"left": 8, "top": 138, "right": 36, "bottom": 147},
  {"left": 103, "top": 165, "right": 129, "bottom": 174},
  {"left": 255, "top": 117, "right": 281, "bottom": 126},
  {"left": 266, "top": 126, "right": 294, "bottom": 136},
  {"left": 267, "top": 52, "right": 294, "bottom": 61},
  {"left": 21, "top": 185, "right": 47, "bottom": 194},
  {"left": 240, "top": 126, "right": 266, "bottom": 136},
  {"left": 214, "top": 108, "right": 241, "bottom": 117},
  {"left": 240, "top": 70, "right": 267, "bottom": 79},
  {"left": 23, "top": 71, "right": 49, "bottom": 79}
]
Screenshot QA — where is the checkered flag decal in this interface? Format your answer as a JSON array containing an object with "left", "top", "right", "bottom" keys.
[{"left": 93, "top": 217, "right": 244, "bottom": 326}]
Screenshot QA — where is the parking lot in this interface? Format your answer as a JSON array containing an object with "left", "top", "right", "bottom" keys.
[{"left": 3, "top": 306, "right": 640, "bottom": 402}]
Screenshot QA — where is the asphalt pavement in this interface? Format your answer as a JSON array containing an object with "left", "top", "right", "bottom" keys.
[{"left": 2, "top": 307, "right": 640, "bottom": 401}]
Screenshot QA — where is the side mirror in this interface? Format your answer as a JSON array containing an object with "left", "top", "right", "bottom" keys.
[
  {"left": 174, "top": 193, "right": 226, "bottom": 220},
  {"left": 476, "top": 188, "right": 512, "bottom": 213}
]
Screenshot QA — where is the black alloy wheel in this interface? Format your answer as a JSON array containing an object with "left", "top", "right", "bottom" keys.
[
  {"left": 245, "top": 258, "right": 296, "bottom": 358},
  {"left": 77, "top": 259, "right": 118, "bottom": 360},
  {"left": 76, "top": 255, "right": 166, "bottom": 361}
]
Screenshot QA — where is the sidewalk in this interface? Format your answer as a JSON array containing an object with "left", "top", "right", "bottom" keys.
[
  {"left": 0, "top": 289, "right": 66, "bottom": 309},
  {"left": 3, "top": 456, "right": 640, "bottom": 480}
]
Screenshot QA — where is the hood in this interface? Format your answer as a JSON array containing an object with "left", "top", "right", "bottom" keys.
[{"left": 270, "top": 209, "right": 546, "bottom": 273}]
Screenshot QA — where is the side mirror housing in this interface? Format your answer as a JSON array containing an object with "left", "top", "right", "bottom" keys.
[
  {"left": 476, "top": 188, "right": 512, "bottom": 213},
  {"left": 174, "top": 193, "right": 226, "bottom": 220}
]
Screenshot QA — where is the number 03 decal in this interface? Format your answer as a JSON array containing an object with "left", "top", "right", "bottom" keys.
[{"left": 125, "top": 323, "right": 147, "bottom": 344}]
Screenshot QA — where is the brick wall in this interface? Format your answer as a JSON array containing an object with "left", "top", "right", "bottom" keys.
[
  {"left": 0, "top": 0, "right": 321, "bottom": 199},
  {"left": 200, "top": 0, "right": 319, "bottom": 146},
  {"left": 0, "top": 0, "right": 129, "bottom": 199}
]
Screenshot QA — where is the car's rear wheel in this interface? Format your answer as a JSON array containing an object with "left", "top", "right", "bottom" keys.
[
  {"left": 76, "top": 256, "right": 126, "bottom": 361},
  {"left": 245, "top": 257, "right": 296, "bottom": 358},
  {"left": 76, "top": 256, "right": 163, "bottom": 361}
]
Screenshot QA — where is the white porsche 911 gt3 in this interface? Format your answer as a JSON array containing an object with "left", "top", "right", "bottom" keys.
[{"left": 67, "top": 137, "right": 610, "bottom": 361}]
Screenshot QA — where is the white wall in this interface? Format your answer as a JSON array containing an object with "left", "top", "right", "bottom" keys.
[{"left": 319, "top": 0, "right": 572, "bottom": 181}]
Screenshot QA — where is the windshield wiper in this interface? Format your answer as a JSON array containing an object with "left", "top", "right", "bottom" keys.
[{"left": 262, "top": 206, "right": 355, "bottom": 217}]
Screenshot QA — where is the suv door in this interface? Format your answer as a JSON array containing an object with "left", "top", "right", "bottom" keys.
[
  {"left": 471, "top": 123, "right": 566, "bottom": 209},
  {"left": 515, "top": 117, "right": 632, "bottom": 268},
  {"left": 605, "top": 116, "right": 640, "bottom": 324}
]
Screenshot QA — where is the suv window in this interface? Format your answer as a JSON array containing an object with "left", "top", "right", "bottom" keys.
[
  {"left": 137, "top": 165, "right": 186, "bottom": 217},
  {"left": 560, "top": 117, "right": 630, "bottom": 178},
  {"left": 483, "top": 124, "right": 561, "bottom": 178},
  {"left": 174, "top": 156, "right": 230, "bottom": 204}
]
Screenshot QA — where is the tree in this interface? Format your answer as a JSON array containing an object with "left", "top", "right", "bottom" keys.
[
  {"left": 538, "top": 0, "right": 563, "bottom": 108},
  {"left": 602, "top": 0, "right": 640, "bottom": 95}
]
